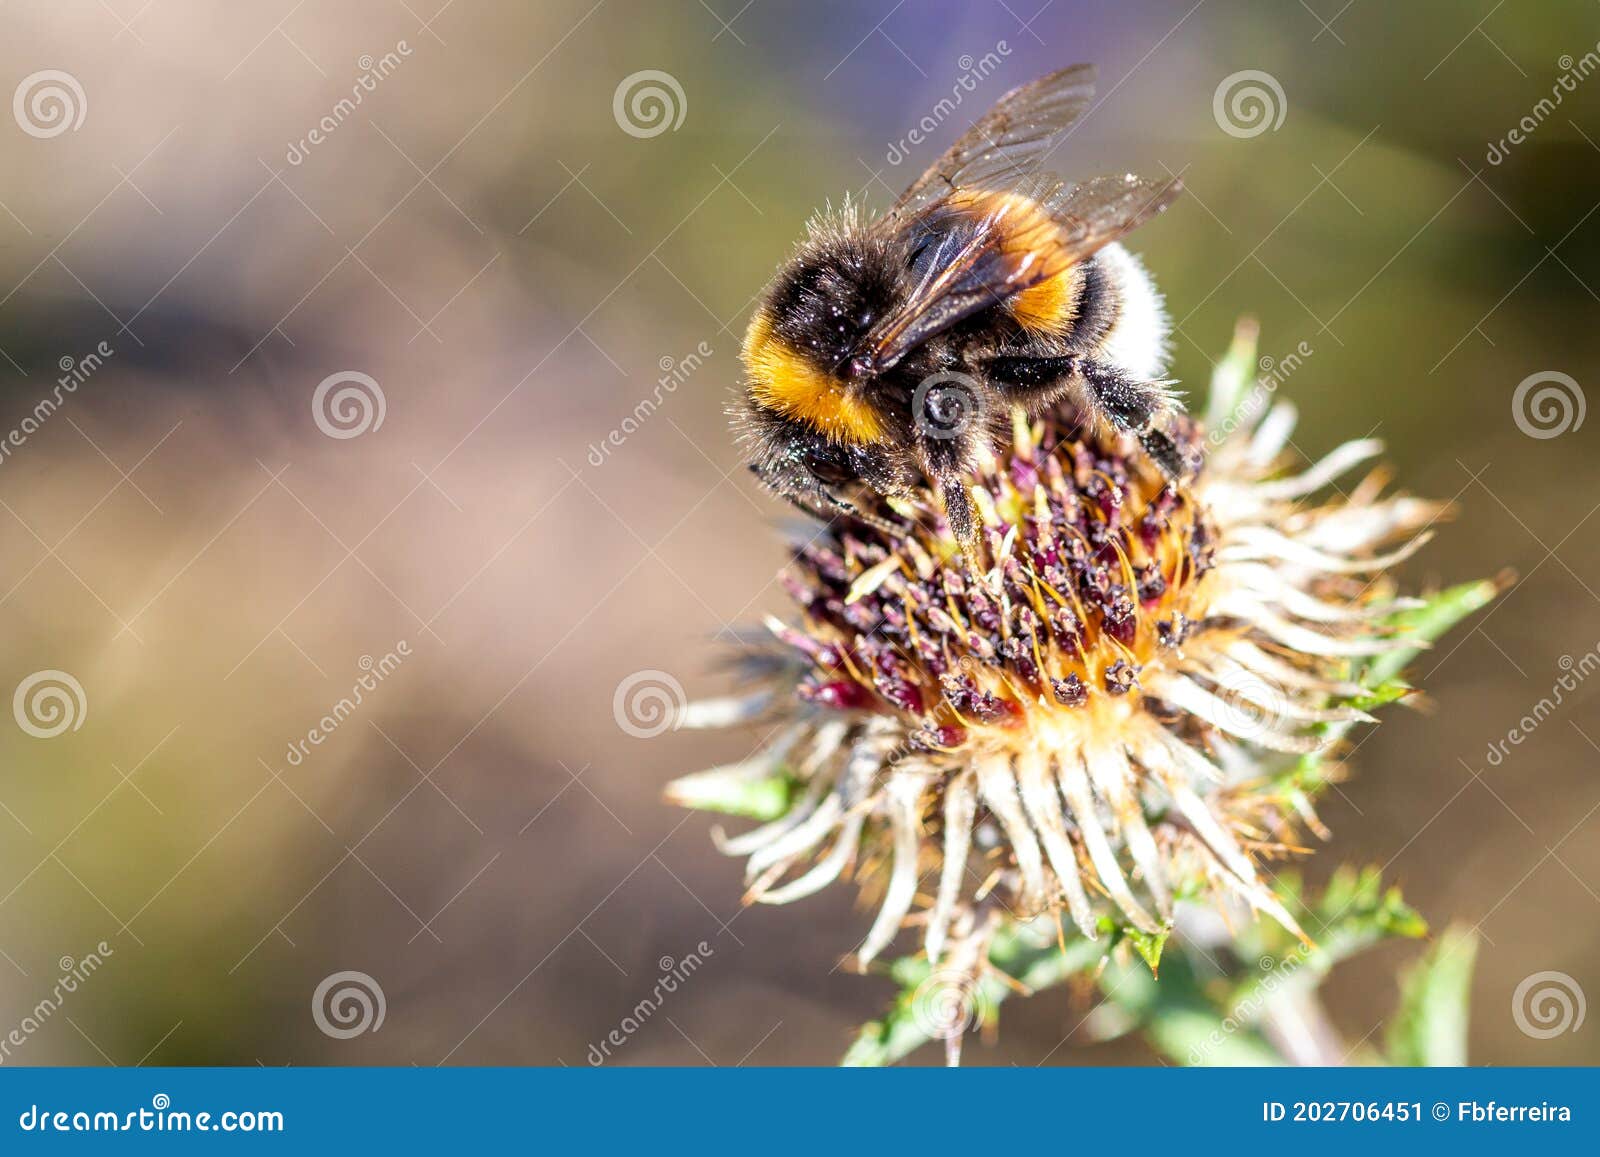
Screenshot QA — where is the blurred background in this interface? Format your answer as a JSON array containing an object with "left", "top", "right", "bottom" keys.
[{"left": 0, "top": 0, "right": 1596, "bottom": 1066}]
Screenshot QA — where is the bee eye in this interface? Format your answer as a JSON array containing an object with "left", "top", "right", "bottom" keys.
[{"left": 806, "top": 450, "right": 854, "bottom": 487}]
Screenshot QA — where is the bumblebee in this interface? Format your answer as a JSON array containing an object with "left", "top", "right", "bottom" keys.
[{"left": 737, "top": 64, "right": 1189, "bottom": 565}]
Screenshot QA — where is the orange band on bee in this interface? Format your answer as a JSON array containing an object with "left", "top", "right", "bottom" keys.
[
  {"left": 743, "top": 312, "right": 886, "bottom": 446},
  {"left": 946, "top": 189, "right": 1063, "bottom": 255},
  {"left": 941, "top": 189, "right": 1081, "bottom": 334},
  {"left": 1010, "top": 266, "right": 1081, "bottom": 334}
]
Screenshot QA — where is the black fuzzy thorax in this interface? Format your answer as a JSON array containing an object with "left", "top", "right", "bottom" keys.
[{"left": 764, "top": 235, "right": 906, "bottom": 377}]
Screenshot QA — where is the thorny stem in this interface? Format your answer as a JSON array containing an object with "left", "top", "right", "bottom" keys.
[{"left": 1260, "top": 991, "right": 1348, "bottom": 1067}]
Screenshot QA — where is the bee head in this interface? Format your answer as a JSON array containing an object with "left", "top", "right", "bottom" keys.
[
  {"left": 763, "top": 239, "right": 900, "bottom": 378},
  {"left": 741, "top": 234, "right": 905, "bottom": 451}
]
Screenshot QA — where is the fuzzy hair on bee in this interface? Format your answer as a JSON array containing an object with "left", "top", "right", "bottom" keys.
[
  {"left": 734, "top": 65, "right": 1192, "bottom": 566},
  {"left": 734, "top": 198, "right": 920, "bottom": 523}
]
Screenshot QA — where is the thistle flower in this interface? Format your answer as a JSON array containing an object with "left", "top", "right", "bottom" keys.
[{"left": 671, "top": 323, "right": 1450, "bottom": 1034}]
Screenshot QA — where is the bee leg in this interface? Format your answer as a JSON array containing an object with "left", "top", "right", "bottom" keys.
[
  {"left": 1074, "top": 358, "right": 1207, "bottom": 473},
  {"left": 1076, "top": 359, "right": 1176, "bottom": 433},
  {"left": 915, "top": 425, "right": 991, "bottom": 581},
  {"left": 748, "top": 461, "right": 904, "bottom": 535},
  {"left": 1138, "top": 428, "right": 1191, "bottom": 479},
  {"left": 748, "top": 460, "right": 849, "bottom": 524},
  {"left": 835, "top": 499, "right": 908, "bottom": 537},
  {"left": 981, "top": 354, "right": 1079, "bottom": 410},
  {"left": 987, "top": 355, "right": 1193, "bottom": 480},
  {"left": 937, "top": 475, "right": 989, "bottom": 576}
]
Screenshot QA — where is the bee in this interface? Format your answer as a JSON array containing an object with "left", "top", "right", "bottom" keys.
[{"left": 737, "top": 64, "right": 1189, "bottom": 566}]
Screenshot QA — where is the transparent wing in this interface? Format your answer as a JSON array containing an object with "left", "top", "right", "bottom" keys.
[
  {"left": 1036, "top": 171, "right": 1184, "bottom": 264},
  {"left": 890, "top": 63, "right": 1097, "bottom": 217}
]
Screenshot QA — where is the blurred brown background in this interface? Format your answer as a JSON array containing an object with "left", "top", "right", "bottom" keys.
[{"left": 0, "top": 0, "right": 1595, "bottom": 1066}]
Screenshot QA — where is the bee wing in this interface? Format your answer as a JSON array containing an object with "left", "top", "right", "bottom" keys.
[
  {"left": 890, "top": 64, "right": 1098, "bottom": 218},
  {"left": 858, "top": 172, "right": 1182, "bottom": 372},
  {"left": 1037, "top": 171, "right": 1185, "bottom": 262}
]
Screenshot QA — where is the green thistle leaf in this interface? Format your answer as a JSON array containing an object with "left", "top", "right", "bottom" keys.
[
  {"left": 1384, "top": 925, "right": 1478, "bottom": 1066},
  {"left": 1284, "top": 577, "right": 1504, "bottom": 793},
  {"left": 663, "top": 765, "right": 796, "bottom": 821},
  {"left": 1362, "top": 577, "right": 1504, "bottom": 690},
  {"left": 1123, "top": 926, "right": 1170, "bottom": 975},
  {"left": 1203, "top": 316, "right": 1261, "bottom": 428}
]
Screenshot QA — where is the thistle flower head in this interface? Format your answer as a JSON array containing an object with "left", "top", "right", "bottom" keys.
[{"left": 672, "top": 325, "right": 1446, "bottom": 1001}]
